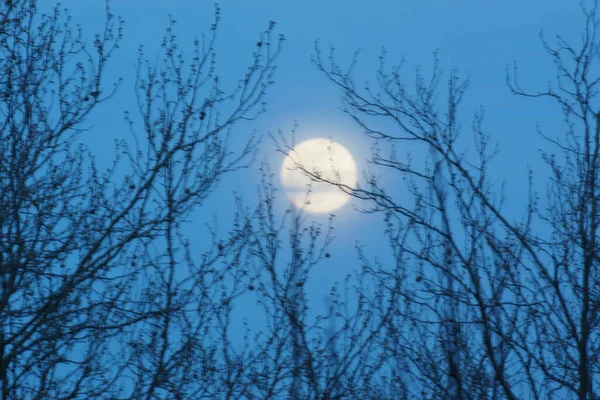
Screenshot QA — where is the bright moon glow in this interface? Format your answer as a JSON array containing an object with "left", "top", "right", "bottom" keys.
[{"left": 281, "top": 138, "right": 357, "bottom": 214}]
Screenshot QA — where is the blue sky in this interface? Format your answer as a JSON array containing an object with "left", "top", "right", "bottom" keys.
[{"left": 57, "top": 0, "right": 581, "bottom": 337}]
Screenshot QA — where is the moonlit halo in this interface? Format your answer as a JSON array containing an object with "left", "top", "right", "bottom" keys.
[{"left": 280, "top": 138, "right": 357, "bottom": 214}]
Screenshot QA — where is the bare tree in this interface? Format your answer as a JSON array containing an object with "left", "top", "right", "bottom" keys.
[
  {"left": 0, "top": 1, "right": 281, "bottom": 398},
  {"left": 0, "top": 1, "right": 402, "bottom": 399},
  {"left": 240, "top": 164, "right": 401, "bottom": 400},
  {"left": 8, "top": 0, "right": 600, "bottom": 398},
  {"left": 297, "top": 1, "right": 600, "bottom": 398}
]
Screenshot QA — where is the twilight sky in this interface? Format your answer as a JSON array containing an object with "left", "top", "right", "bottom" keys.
[{"left": 56, "top": 0, "right": 581, "bottom": 338}]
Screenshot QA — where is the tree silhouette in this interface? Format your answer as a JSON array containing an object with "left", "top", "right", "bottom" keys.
[
  {"left": 0, "top": 1, "right": 281, "bottom": 398},
  {"left": 4, "top": 0, "right": 600, "bottom": 399},
  {"left": 300, "top": 1, "right": 600, "bottom": 398}
]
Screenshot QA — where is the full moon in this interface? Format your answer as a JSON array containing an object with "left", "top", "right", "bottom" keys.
[{"left": 280, "top": 138, "right": 357, "bottom": 213}]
